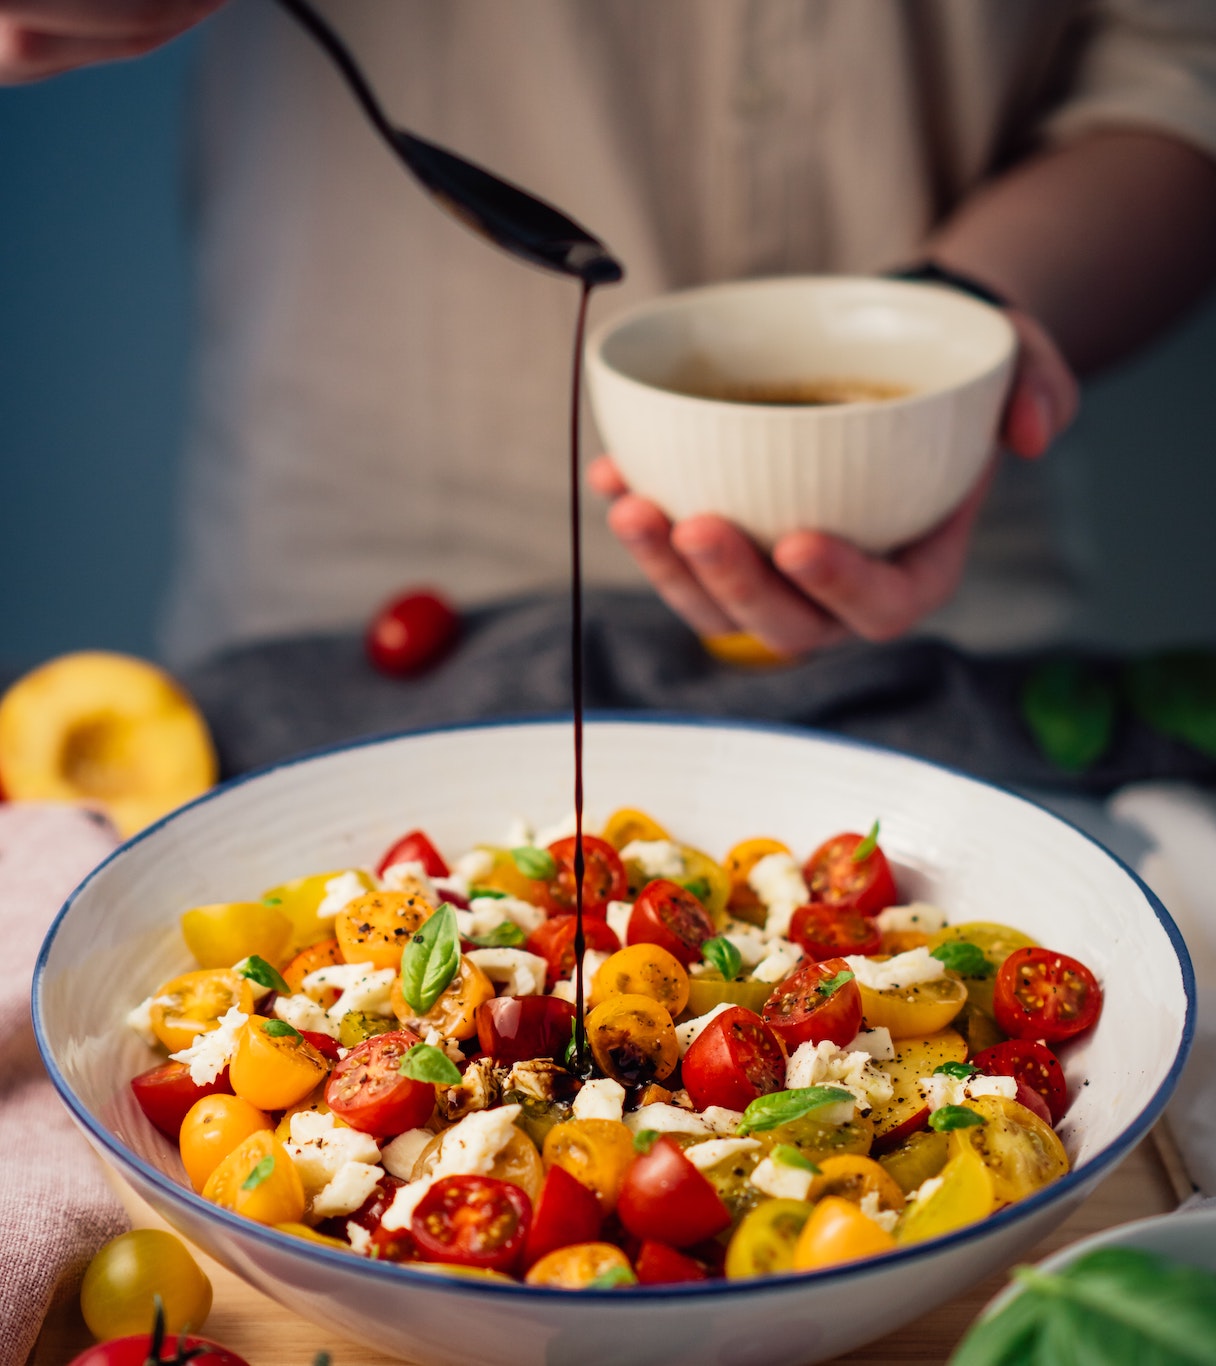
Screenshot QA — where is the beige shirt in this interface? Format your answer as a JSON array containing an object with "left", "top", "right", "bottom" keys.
[{"left": 161, "top": 0, "right": 1216, "bottom": 664}]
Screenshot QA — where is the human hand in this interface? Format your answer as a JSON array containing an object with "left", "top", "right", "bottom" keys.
[
  {"left": 0, "top": 1, "right": 226, "bottom": 83},
  {"left": 587, "top": 306, "right": 1078, "bottom": 661}
]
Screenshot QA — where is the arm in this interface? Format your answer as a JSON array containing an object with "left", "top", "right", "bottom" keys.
[{"left": 594, "top": 128, "right": 1216, "bottom": 658}]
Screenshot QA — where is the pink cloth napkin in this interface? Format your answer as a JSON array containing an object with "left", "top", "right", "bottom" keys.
[{"left": 0, "top": 803, "right": 126, "bottom": 1366}]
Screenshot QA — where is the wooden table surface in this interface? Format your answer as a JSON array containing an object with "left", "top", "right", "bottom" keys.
[{"left": 31, "top": 1130, "right": 1184, "bottom": 1366}]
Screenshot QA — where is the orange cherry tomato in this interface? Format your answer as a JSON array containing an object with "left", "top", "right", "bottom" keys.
[
  {"left": 584, "top": 993, "right": 678, "bottom": 1087},
  {"left": 525, "top": 1242, "right": 634, "bottom": 1288},
  {"left": 148, "top": 970, "right": 253, "bottom": 1054},
  {"left": 335, "top": 889, "right": 435, "bottom": 970},
  {"left": 390, "top": 955, "right": 495, "bottom": 1041},
  {"left": 588, "top": 942, "right": 690, "bottom": 1016},
  {"left": 281, "top": 937, "right": 344, "bottom": 1001},
  {"left": 724, "top": 837, "right": 791, "bottom": 920},
  {"left": 179, "top": 1094, "right": 273, "bottom": 1192},
  {"left": 805, "top": 1155, "right": 906, "bottom": 1213},
  {"left": 791, "top": 1195, "right": 896, "bottom": 1271},
  {"left": 202, "top": 1130, "right": 305, "bottom": 1226},
  {"left": 227, "top": 1018, "right": 330, "bottom": 1112},
  {"left": 541, "top": 1119, "right": 636, "bottom": 1213}
]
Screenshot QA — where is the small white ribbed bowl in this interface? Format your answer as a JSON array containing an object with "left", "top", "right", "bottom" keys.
[{"left": 586, "top": 276, "right": 1017, "bottom": 553}]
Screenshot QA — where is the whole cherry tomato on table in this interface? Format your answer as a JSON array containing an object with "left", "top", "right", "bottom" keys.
[
  {"left": 802, "top": 827, "right": 898, "bottom": 917},
  {"left": 627, "top": 878, "right": 716, "bottom": 965},
  {"left": 537, "top": 835, "right": 628, "bottom": 917},
  {"left": 992, "top": 947, "right": 1103, "bottom": 1043},
  {"left": 79, "top": 1230, "right": 212, "bottom": 1341},
  {"left": 366, "top": 589, "right": 459, "bottom": 676},
  {"left": 761, "top": 956, "right": 863, "bottom": 1049},
  {"left": 681, "top": 1006, "right": 785, "bottom": 1112}
]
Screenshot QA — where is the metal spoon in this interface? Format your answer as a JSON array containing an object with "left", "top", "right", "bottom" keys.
[{"left": 273, "top": 0, "right": 624, "bottom": 286}]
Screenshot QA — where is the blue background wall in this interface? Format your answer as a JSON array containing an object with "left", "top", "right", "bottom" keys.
[{"left": 3, "top": 33, "right": 1216, "bottom": 674}]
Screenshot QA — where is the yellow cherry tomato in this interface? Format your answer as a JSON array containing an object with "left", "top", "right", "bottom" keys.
[
  {"left": 470, "top": 847, "right": 544, "bottom": 901},
  {"left": 878, "top": 1129, "right": 951, "bottom": 1196},
  {"left": 585, "top": 994, "right": 678, "bottom": 1087},
  {"left": 867, "top": 1029, "right": 967, "bottom": 1148},
  {"left": 948, "top": 1095, "right": 1070, "bottom": 1205},
  {"left": 390, "top": 954, "right": 495, "bottom": 1041},
  {"left": 678, "top": 846, "right": 731, "bottom": 918},
  {"left": 685, "top": 975, "right": 774, "bottom": 1016},
  {"left": 927, "top": 920, "right": 1038, "bottom": 971},
  {"left": 179, "top": 900, "right": 292, "bottom": 971},
  {"left": 792, "top": 1195, "right": 896, "bottom": 1272},
  {"left": 414, "top": 1126, "right": 544, "bottom": 1203},
  {"left": 202, "top": 1130, "right": 306, "bottom": 1225},
  {"left": 590, "top": 943, "right": 689, "bottom": 1016},
  {"left": 179, "top": 1093, "right": 273, "bottom": 1192},
  {"left": 806, "top": 1154, "right": 906, "bottom": 1214},
  {"left": 261, "top": 868, "right": 375, "bottom": 952},
  {"left": 601, "top": 807, "right": 670, "bottom": 850},
  {"left": 756, "top": 1111, "right": 876, "bottom": 1167},
  {"left": 336, "top": 889, "right": 435, "bottom": 970},
  {"left": 858, "top": 974, "right": 968, "bottom": 1039},
  {"left": 525, "top": 1242, "right": 634, "bottom": 1288},
  {"left": 725, "top": 1199, "right": 814, "bottom": 1279},
  {"left": 282, "top": 937, "right": 345, "bottom": 1001},
  {"left": 542, "top": 1119, "right": 636, "bottom": 1212},
  {"left": 148, "top": 969, "right": 254, "bottom": 1053},
  {"left": 701, "top": 632, "right": 790, "bottom": 668},
  {"left": 723, "top": 837, "right": 792, "bottom": 922},
  {"left": 228, "top": 1017, "right": 330, "bottom": 1111},
  {"left": 275, "top": 1222, "right": 350, "bottom": 1250},
  {"left": 80, "top": 1229, "right": 212, "bottom": 1340},
  {"left": 897, "top": 1145, "right": 995, "bottom": 1245}
]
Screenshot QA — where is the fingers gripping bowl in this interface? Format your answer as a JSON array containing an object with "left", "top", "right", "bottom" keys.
[{"left": 34, "top": 719, "right": 1191, "bottom": 1365}]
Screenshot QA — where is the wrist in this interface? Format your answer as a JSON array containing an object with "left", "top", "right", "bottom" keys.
[{"left": 886, "top": 260, "right": 1011, "bottom": 310}]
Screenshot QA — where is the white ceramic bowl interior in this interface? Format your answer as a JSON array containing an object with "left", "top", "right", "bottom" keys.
[
  {"left": 586, "top": 276, "right": 1016, "bottom": 553},
  {"left": 35, "top": 718, "right": 1192, "bottom": 1366}
]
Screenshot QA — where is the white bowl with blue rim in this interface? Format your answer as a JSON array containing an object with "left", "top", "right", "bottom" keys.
[{"left": 33, "top": 717, "right": 1194, "bottom": 1366}]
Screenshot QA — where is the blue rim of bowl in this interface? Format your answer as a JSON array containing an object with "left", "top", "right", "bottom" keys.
[{"left": 32, "top": 711, "right": 1197, "bottom": 1304}]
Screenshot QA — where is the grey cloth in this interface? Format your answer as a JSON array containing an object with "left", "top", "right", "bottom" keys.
[{"left": 180, "top": 589, "right": 1216, "bottom": 794}]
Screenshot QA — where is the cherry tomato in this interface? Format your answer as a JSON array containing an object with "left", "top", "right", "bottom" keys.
[
  {"left": 724, "top": 837, "right": 792, "bottom": 922},
  {"left": 634, "top": 1240, "right": 709, "bottom": 1284},
  {"left": 410, "top": 1174, "right": 531, "bottom": 1274},
  {"left": 299, "top": 1029, "right": 342, "bottom": 1062},
  {"left": 681, "top": 1006, "right": 785, "bottom": 1112},
  {"left": 335, "top": 889, "right": 435, "bottom": 971},
  {"left": 525, "top": 1241, "right": 633, "bottom": 1288},
  {"left": 263, "top": 870, "right": 374, "bottom": 953},
  {"left": 541, "top": 1119, "right": 637, "bottom": 1212},
  {"left": 79, "top": 1230, "right": 212, "bottom": 1341},
  {"left": 366, "top": 588, "right": 459, "bottom": 676},
  {"left": 228, "top": 1018, "right": 330, "bottom": 1112},
  {"left": 792, "top": 1194, "right": 896, "bottom": 1271},
  {"left": 390, "top": 955, "right": 496, "bottom": 1041},
  {"left": 148, "top": 969, "right": 254, "bottom": 1054},
  {"left": 320, "top": 1173, "right": 414, "bottom": 1261},
  {"left": 325, "top": 1029, "right": 434, "bottom": 1135},
  {"left": 526, "top": 914, "right": 621, "bottom": 989},
  {"left": 600, "top": 807, "right": 670, "bottom": 850},
  {"left": 805, "top": 1155, "right": 906, "bottom": 1214},
  {"left": 523, "top": 1162, "right": 603, "bottom": 1267},
  {"left": 897, "top": 1145, "right": 995, "bottom": 1244},
  {"left": 973, "top": 1039, "right": 1070, "bottom": 1124},
  {"left": 179, "top": 1093, "right": 273, "bottom": 1192},
  {"left": 589, "top": 942, "right": 690, "bottom": 1016},
  {"left": 281, "top": 937, "right": 344, "bottom": 1000},
  {"left": 857, "top": 974, "right": 968, "bottom": 1039},
  {"left": 627, "top": 879, "right": 715, "bottom": 966},
  {"left": 476, "top": 994, "right": 577, "bottom": 1063},
  {"left": 376, "top": 827, "right": 450, "bottom": 879},
  {"left": 868, "top": 1029, "right": 966, "bottom": 1153},
  {"left": 761, "top": 956, "right": 863, "bottom": 1049},
  {"left": 685, "top": 975, "right": 773, "bottom": 1017},
  {"left": 802, "top": 830, "right": 898, "bottom": 917},
  {"left": 415, "top": 1124, "right": 545, "bottom": 1204},
  {"left": 789, "top": 904, "right": 882, "bottom": 961},
  {"left": 948, "top": 1095, "right": 1070, "bottom": 1204},
  {"left": 178, "top": 900, "right": 291, "bottom": 971},
  {"left": 585, "top": 993, "right": 679, "bottom": 1087},
  {"left": 69, "top": 1336, "right": 245, "bottom": 1366},
  {"left": 201, "top": 1131, "right": 305, "bottom": 1226},
  {"left": 725, "top": 1198, "right": 813, "bottom": 1279},
  {"left": 538, "top": 835, "right": 628, "bottom": 918},
  {"left": 129, "top": 1061, "right": 232, "bottom": 1141},
  {"left": 993, "top": 947, "right": 1103, "bottom": 1043},
  {"left": 618, "top": 1136, "right": 731, "bottom": 1247}
]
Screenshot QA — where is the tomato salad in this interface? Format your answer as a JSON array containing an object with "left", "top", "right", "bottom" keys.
[{"left": 126, "top": 811, "right": 1103, "bottom": 1287}]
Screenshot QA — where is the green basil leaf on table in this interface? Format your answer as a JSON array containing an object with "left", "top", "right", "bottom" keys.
[
  {"left": 399, "top": 901, "right": 460, "bottom": 1014},
  {"left": 1124, "top": 650, "right": 1216, "bottom": 759},
  {"left": 1020, "top": 659, "right": 1117, "bottom": 772}
]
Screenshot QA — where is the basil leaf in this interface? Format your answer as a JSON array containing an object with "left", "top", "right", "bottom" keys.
[
  {"left": 949, "top": 1273, "right": 1047, "bottom": 1365},
  {"left": 931, "top": 941, "right": 994, "bottom": 978},
  {"left": 701, "top": 936, "right": 743, "bottom": 982},
  {"left": 1124, "top": 650, "right": 1216, "bottom": 759},
  {"left": 468, "top": 886, "right": 508, "bottom": 900},
  {"left": 399, "top": 902, "right": 460, "bottom": 1014},
  {"left": 563, "top": 1018, "right": 579, "bottom": 1067},
  {"left": 236, "top": 954, "right": 290, "bottom": 995},
  {"left": 512, "top": 846, "right": 557, "bottom": 881},
  {"left": 737, "top": 1086, "right": 855, "bottom": 1135},
  {"left": 934, "top": 1060, "right": 980, "bottom": 1081},
  {"left": 681, "top": 877, "right": 712, "bottom": 904},
  {"left": 633, "top": 1129, "right": 659, "bottom": 1153},
  {"left": 262, "top": 1019, "right": 301, "bottom": 1039},
  {"left": 468, "top": 921, "right": 526, "bottom": 949},
  {"left": 851, "top": 820, "right": 880, "bottom": 864},
  {"left": 929, "top": 1105, "right": 985, "bottom": 1132},
  {"left": 262, "top": 896, "right": 283, "bottom": 907},
  {"left": 817, "top": 968, "right": 854, "bottom": 998},
  {"left": 771, "top": 1144, "right": 820, "bottom": 1173},
  {"left": 398, "top": 1042, "right": 461, "bottom": 1087},
  {"left": 1021, "top": 659, "right": 1117, "bottom": 772},
  {"left": 241, "top": 1154, "right": 275, "bottom": 1190},
  {"left": 588, "top": 1265, "right": 637, "bottom": 1289}
]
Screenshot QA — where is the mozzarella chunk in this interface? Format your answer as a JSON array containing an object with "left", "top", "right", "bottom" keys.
[
  {"left": 844, "top": 946, "right": 946, "bottom": 992},
  {"left": 624, "top": 1104, "right": 712, "bottom": 1137},
  {"left": 311, "top": 1161, "right": 384, "bottom": 1219},
  {"left": 721, "top": 923, "right": 769, "bottom": 969},
  {"left": 126, "top": 996, "right": 158, "bottom": 1048},
  {"left": 747, "top": 853, "right": 808, "bottom": 939},
  {"left": 316, "top": 870, "right": 369, "bottom": 920},
  {"left": 859, "top": 1191, "right": 900, "bottom": 1234},
  {"left": 470, "top": 894, "right": 546, "bottom": 936},
  {"left": 874, "top": 902, "right": 949, "bottom": 936},
  {"left": 750, "top": 1155, "right": 815, "bottom": 1202},
  {"left": 380, "top": 1128, "right": 437, "bottom": 1181},
  {"left": 273, "top": 992, "right": 340, "bottom": 1039},
  {"left": 466, "top": 948, "right": 548, "bottom": 997},
  {"left": 605, "top": 900, "right": 633, "bottom": 944},
  {"left": 699, "top": 1105, "right": 747, "bottom": 1136},
  {"left": 916, "top": 1071, "right": 1017, "bottom": 1111},
  {"left": 751, "top": 938, "right": 803, "bottom": 984},
  {"left": 785, "top": 1039, "right": 894, "bottom": 1111},
  {"left": 345, "top": 1222, "right": 373, "bottom": 1256},
  {"left": 533, "top": 813, "right": 578, "bottom": 849},
  {"left": 910, "top": 1174, "right": 944, "bottom": 1204},
  {"left": 846, "top": 1027, "right": 896, "bottom": 1061},
  {"left": 381, "top": 860, "right": 436, "bottom": 897},
  {"left": 619, "top": 839, "right": 686, "bottom": 880},
  {"left": 168, "top": 1006, "right": 248, "bottom": 1084},
  {"left": 674, "top": 1003, "right": 733, "bottom": 1056},
  {"left": 305, "top": 963, "right": 397, "bottom": 1022},
  {"left": 572, "top": 1078, "right": 626, "bottom": 1123},
  {"left": 284, "top": 1111, "right": 382, "bottom": 1192},
  {"left": 683, "top": 1138, "right": 760, "bottom": 1171}
]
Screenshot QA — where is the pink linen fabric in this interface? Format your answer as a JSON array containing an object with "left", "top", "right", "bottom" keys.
[{"left": 0, "top": 803, "right": 125, "bottom": 1366}]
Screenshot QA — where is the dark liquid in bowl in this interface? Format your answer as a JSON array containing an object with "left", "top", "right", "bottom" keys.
[{"left": 666, "top": 376, "right": 912, "bottom": 405}]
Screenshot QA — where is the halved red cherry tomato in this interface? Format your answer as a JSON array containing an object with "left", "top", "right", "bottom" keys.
[
  {"left": 617, "top": 1136, "right": 731, "bottom": 1247},
  {"left": 325, "top": 1029, "right": 434, "bottom": 1136},
  {"left": 320, "top": 1174, "right": 413, "bottom": 1261},
  {"left": 802, "top": 830, "right": 898, "bottom": 917},
  {"left": 476, "top": 995, "right": 577, "bottom": 1064},
  {"left": 627, "top": 879, "right": 716, "bottom": 966},
  {"left": 410, "top": 1174, "right": 532, "bottom": 1274},
  {"left": 634, "top": 1240, "right": 710, "bottom": 1284},
  {"left": 992, "top": 947, "right": 1103, "bottom": 1044},
  {"left": 526, "top": 914, "right": 621, "bottom": 988},
  {"left": 539, "top": 835, "right": 628, "bottom": 918},
  {"left": 366, "top": 589, "right": 459, "bottom": 677},
  {"left": 681, "top": 1006, "right": 785, "bottom": 1112},
  {"left": 761, "top": 956, "right": 863, "bottom": 1049},
  {"left": 377, "top": 828, "right": 449, "bottom": 879},
  {"left": 973, "top": 1039, "right": 1070, "bottom": 1124},
  {"left": 298, "top": 1029, "right": 342, "bottom": 1063},
  {"left": 789, "top": 904, "right": 883, "bottom": 961},
  {"left": 524, "top": 1162, "right": 603, "bottom": 1268},
  {"left": 130, "top": 1061, "right": 232, "bottom": 1141}
]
